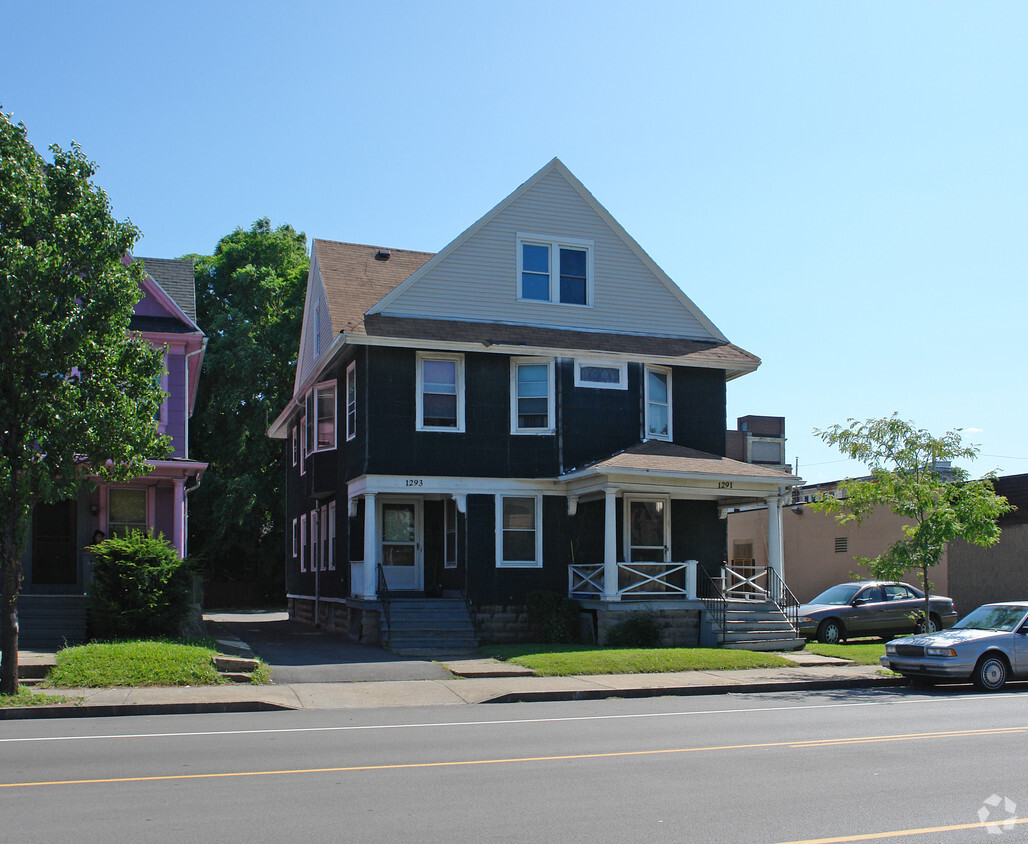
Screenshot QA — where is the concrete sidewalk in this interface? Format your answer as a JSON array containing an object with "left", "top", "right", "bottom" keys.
[{"left": 2, "top": 654, "right": 903, "bottom": 720}]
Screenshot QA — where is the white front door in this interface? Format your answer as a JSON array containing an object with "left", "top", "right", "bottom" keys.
[{"left": 379, "top": 499, "right": 423, "bottom": 591}]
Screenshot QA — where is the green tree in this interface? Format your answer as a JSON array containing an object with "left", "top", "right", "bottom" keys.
[
  {"left": 0, "top": 110, "right": 168, "bottom": 694},
  {"left": 185, "top": 219, "right": 308, "bottom": 601},
  {"left": 812, "top": 414, "right": 1012, "bottom": 632}
]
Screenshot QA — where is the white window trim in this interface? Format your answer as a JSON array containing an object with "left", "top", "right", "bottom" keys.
[
  {"left": 510, "top": 357, "right": 555, "bottom": 435},
  {"left": 574, "top": 359, "right": 627, "bottom": 391},
  {"left": 310, "top": 508, "right": 320, "bottom": 572},
  {"left": 516, "top": 232, "right": 594, "bottom": 307},
  {"left": 416, "top": 351, "right": 465, "bottom": 432},
  {"left": 292, "top": 517, "right": 298, "bottom": 558},
  {"left": 444, "top": 498, "right": 458, "bottom": 570},
  {"left": 309, "top": 379, "right": 337, "bottom": 453},
  {"left": 299, "top": 416, "right": 307, "bottom": 475},
  {"left": 346, "top": 361, "right": 356, "bottom": 442},
  {"left": 300, "top": 514, "right": 307, "bottom": 572},
  {"left": 291, "top": 427, "right": 298, "bottom": 467},
  {"left": 327, "top": 500, "right": 336, "bottom": 571},
  {"left": 495, "top": 494, "right": 543, "bottom": 569},
  {"left": 319, "top": 504, "right": 329, "bottom": 572},
  {"left": 644, "top": 365, "right": 673, "bottom": 442}
]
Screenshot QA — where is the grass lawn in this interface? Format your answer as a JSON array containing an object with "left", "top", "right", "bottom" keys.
[
  {"left": 44, "top": 640, "right": 227, "bottom": 688},
  {"left": 804, "top": 640, "right": 886, "bottom": 665},
  {"left": 0, "top": 688, "right": 70, "bottom": 708},
  {"left": 481, "top": 644, "right": 796, "bottom": 676}
]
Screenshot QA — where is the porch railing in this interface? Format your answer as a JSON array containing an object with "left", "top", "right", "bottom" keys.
[
  {"left": 695, "top": 566, "right": 726, "bottom": 636},
  {"left": 722, "top": 562, "right": 770, "bottom": 601},
  {"left": 765, "top": 565, "right": 801, "bottom": 631},
  {"left": 568, "top": 561, "right": 695, "bottom": 599}
]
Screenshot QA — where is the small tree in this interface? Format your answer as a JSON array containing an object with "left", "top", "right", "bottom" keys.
[
  {"left": 812, "top": 414, "right": 1012, "bottom": 631},
  {"left": 0, "top": 110, "right": 169, "bottom": 693}
]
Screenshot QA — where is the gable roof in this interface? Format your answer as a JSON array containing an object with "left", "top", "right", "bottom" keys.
[
  {"left": 137, "top": 257, "right": 197, "bottom": 321},
  {"left": 368, "top": 158, "right": 729, "bottom": 344}
]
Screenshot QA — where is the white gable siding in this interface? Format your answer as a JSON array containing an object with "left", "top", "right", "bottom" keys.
[
  {"left": 296, "top": 255, "right": 332, "bottom": 389},
  {"left": 378, "top": 170, "right": 717, "bottom": 340}
]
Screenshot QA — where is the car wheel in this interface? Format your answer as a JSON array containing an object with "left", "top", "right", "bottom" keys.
[
  {"left": 973, "top": 654, "right": 1008, "bottom": 691},
  {"left": 918, "top": 614, "right": 941, "bottom": 634},
  {"left": 817, "top": 619, "right": 843, "bottom": 645}
]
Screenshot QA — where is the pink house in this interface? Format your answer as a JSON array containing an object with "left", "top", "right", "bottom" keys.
[{"left": 19, "top": 257, "right": 207, "bottom": 647}]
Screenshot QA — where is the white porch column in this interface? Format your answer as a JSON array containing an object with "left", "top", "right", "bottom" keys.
[
  {"left": 362, "top": 493, "right": 378, "bottom": 600},
  {"left": 767, "top": 492, "right": 784, "bottom": 580},
  {"left": 603, "top": 488, "right": 619, "bottom": 601},
  {"left": 172, "top": 479, "right": 185, "bottom": 558}
]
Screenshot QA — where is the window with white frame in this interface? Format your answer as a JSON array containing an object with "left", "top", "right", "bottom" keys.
[
  {"left": 299, "top": 416, "right": 307, "bottom": 475},
  {"left": 291, "top": 426, "right": 298, "bottom": 467},
  {"left": 319, "top": 504, "right": 329, "bottom": 572},
  {"left": 517, "top": 234, "right": 593, "bottom": 306},
  {"left": 292, "top": 518, "right": 299, "bottom": 558},
  {"left": 510, "top": 358, "right": 555, "bottom": 434},
  {"left": 305, "top": 381, "right": 336, "bottom": 453},
  {"left": 310, "top": 508, "right": 320, "bottom": 572},
  {"left": 644, "top": 366, "right": 672, "bottom": 441},
  {"left": 108, "top": 488, "right": 148, "bottom": 537},
  {"left": 417, "top": 352, "right": 465, "bottom": 431},
  {"left": 444, "top": 498, "right": 458, "bottom": 569},
  {"left": 496, "top": 495, "right": 542, "bottom": 568},
  {"left": 300, "top": 514, "right": 307, "bottom": 572},
  {"left": 346, "top": 361, "right": 356, "bottom": 441},
  {"left": 327, "top": 500, "right": 336, "bottom": 570},
  {"left": 574, "top": 360, "right": 627, "bottom": 390}
]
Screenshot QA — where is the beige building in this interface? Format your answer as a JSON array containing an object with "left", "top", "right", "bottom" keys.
[{"left": 728, "top": 499, "right": 949, "bottom": 604}]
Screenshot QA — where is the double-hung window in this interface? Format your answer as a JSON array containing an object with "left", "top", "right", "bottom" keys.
[
  {"left": 644, "top": 366, "right": 672, "bottom": 441},
  {"left": 510, "top": 357, "right": 555, "bottom": 434},
  {"left": 291, "top": 427, "right": 299, "bottom": 466},
  {"left": 496, "top": 495, "right": 542, "bottom": 568},
  {"left": 346, "top": 362, "right": 356, "bottom": 441},
  {"left": 299, "top": 416, "right": 307, "bottom": 475},
  {"left": 300, "top": 514, "right": 307, "bottom": 572},
  {"left": 108, "top": 488, "right": 148, "bottom": 538},
  {"left": 327, "top": 500, "right": 336, "bottom": 570},
  {"left": 305, "top": 381, "right": 337, "bottom": 453},
  {"left": 517, "top": 234, "right": 592, "bottom": 306},
  {"left": 444, "top": 498, "right": 458, "bottom": 569},
  {"left": 292, "top": 518, "right": 299, "bottom": 559},
  {"left": 310, "top": 508, "right": 320, "bottom": 572},
  {"left": 416, "top": 352, "right": 465, "bottom": 431}
]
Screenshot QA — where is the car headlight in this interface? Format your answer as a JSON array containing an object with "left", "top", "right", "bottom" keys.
[
  {"left": 925, "top": 647, "right": 957, "bottom": 657},
  {"left": 799, "top": 616, "right": 813, "bottom": 624},
  {"left": 885, "top": 643, "right": 897, "bottom": 654}
]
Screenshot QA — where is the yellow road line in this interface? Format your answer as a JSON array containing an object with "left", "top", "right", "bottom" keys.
[
  {"left": 775, "top": 815, "right": 1028, "bottom": 843},
  {"left": 1, "top": 725, "right": 1023, "bottom": 790}
]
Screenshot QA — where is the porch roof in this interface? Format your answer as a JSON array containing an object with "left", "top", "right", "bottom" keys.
[{"left": 560, "top": 441, "right": 801, "bottom": 499}]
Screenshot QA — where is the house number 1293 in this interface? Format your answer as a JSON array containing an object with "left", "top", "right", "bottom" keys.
[{"left": 405, "top": 479, "right": 424, "bottom": 487}]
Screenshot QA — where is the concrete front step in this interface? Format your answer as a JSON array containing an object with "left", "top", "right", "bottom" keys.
[{"left": 724, "top": 637, "right": 807, "bottom": 652}]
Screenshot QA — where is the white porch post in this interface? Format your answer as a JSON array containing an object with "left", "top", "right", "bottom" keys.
[
  {"left": 172, "top": 479, "right": 185, "bottom": 558},
  {"left": 767, "top": 492, "right": 784, "bottom": 580},
  {"left": 603, "top": 487, "right": 619, "bottom": 601},
  {"left": 362, "top": 492, "right": 378, "bottom": 600}
]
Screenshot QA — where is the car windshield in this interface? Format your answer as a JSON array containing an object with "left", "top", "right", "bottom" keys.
[
  {"left": 954, "top": 605, "right": 1028, "bottom": 632},
  {"left": 809, "top": 585, "right": 861, "bottom": 605}
]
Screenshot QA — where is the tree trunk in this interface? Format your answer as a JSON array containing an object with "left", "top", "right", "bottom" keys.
[{"left": 1, "top": 556, "right": 21, "bottom": 695}]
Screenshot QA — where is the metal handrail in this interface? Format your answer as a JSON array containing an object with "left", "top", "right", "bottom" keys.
[
  {"left": 764, "top": 566, "right": 801, "bottom": 631},
  {"left": 376, "top": 566, "right": 392, "bottom": 637},
  {"left": 696, "top": 566, "right": 726, "bottom": 639}
]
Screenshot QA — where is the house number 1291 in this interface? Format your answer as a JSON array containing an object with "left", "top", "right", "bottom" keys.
[
  {"left": 405, "top": 479, "right": 424, "bottom": 487},
  {"left": 718, "top": 481, "right": 733, "bottom": 489}
]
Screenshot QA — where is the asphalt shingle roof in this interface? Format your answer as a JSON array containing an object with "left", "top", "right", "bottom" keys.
[{"left": 136, "top": 257, "right": 197, "bottom": 321}]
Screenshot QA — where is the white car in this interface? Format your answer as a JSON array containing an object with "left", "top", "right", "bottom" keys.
[{"left": 880, "top": 602, "right": 1028, "bottom": 691}]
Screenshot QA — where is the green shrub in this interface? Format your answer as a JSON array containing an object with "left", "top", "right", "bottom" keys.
[
  {"left": 605, "top": 611, "right": 662, "bottom": 648},
  {"left": 526, "top": 590, "right": 581, "bottom": 643},
  {"left": 88, "top": 530, "right": 193, "bottom": 640}
]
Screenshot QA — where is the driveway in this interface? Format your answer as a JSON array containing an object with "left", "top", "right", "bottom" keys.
[{"left": 204, "top": 611, "right": 453, "bottom": 683}]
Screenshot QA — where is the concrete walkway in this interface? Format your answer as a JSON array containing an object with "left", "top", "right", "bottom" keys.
[{"left": 1, "top": 613, "right": 906, "bottom": 720}]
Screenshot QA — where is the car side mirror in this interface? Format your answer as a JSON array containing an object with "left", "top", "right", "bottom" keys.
[
  {"left": 852, "top": 598, "right": 866, "bottom": 606},
  {"left": 1018, "top": 626, "right": 1028, "bottom": 636}
]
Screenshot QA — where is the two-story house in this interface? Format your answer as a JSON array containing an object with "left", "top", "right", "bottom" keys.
[
  {"left": 269, "top": 159, "right": 801, "bottom": 652},
  {"left": 18, "top": 257, "right": 207, "bottom": 647}
]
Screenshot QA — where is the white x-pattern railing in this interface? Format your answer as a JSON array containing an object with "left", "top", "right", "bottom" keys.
[
  {"left": 722, "top": 561, "right": 769, "bottom": 601},
  {"left": 569, "top": 562, "right": 692, "bottom": 598}
]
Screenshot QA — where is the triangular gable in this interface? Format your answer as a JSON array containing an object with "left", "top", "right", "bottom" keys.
[
  {"left": 129, "top": 256, "right": 202, "bottom": 334},
  {"left": 368, "top": 158, "right": 728, "bottom": 344}
]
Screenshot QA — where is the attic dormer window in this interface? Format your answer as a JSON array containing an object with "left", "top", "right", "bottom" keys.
[{"left": 517, "top": 234, "right": 592, "bottom": 306}]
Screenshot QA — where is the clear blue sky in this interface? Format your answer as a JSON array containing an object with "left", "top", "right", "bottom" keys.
[{"left": 5, "top": 1, "right": 1026, "bottom": 484}]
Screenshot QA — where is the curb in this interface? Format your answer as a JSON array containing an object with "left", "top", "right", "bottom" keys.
[
  {"left": 0, "top": 699, "right": 297, "bottom": 721},
  {"left": 481, "top": 675, "right": 908, "bottom": 704}
]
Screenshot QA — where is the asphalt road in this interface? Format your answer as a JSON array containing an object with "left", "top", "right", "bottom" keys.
[{"left": 2, "top": 686, "right": 1027, "bottom": 842}]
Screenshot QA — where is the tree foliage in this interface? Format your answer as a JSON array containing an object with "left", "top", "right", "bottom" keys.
[
  {"left": 0, "top": 109, "right": 168, "bottom": 693},
  {"left": 185, "top": 219, "right": 308, "bottom": 600},
  {"left": 812, "top": 414, "right": 1012, "bottom": 626}
]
